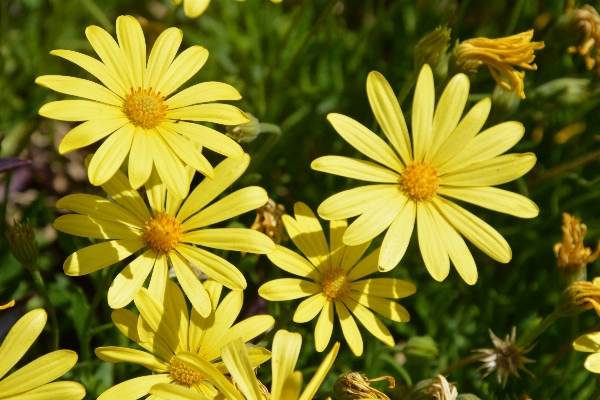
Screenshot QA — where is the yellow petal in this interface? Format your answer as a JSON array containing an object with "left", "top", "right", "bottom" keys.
[
  {"left": 54, "top": 214, "right": 141, "bottom": 239},
  {"left": 145, "top": 167, "right": 166, "bottom": 217},
  {"left": 156, "top": 126, "right": 214, "bottom": 179},
  {"left": 327, "top": 113, "right": 404, "bottom": 172},
  {"left": 206, "top": 315, "right": 275, "bottom": 362},
  {"left": 438, "top": 186, "right": 538, "bottom": 218},
  {"left": 585, "top": 353, "right": 600, "bottom": 373},
  {"left": 0, "top": 300, "right": 15, "bottom": 310},
  {"left": 170, "top": 251, "right": 211, "bottom": 318},
  {"left": 8, "top": 381, "right": 86, "bottom": 400},
  {"left": 85, "top": 25, "right": 133, "bottom": 89},
  {"left": 416, "top": 202, "right": 450, "bottom": 282},
  {"left": 58, "top": 117, "right": 129, "bottom": 154},
  {"left": 176, "top": 244, "right": 246, "bottom": 290},
  {"left": 167, "top": 103, "right": 249, "bottom": 125},
  {"left": 107, "top": 249, "right": 156, "bottom": 308},
  {"left": 412, "top": 64, "right": 434, "bottom": 162},
  {"left": 149, "top": 132, "right": 189, "bottom": 200},
  {"left": 366, "top": 71, "right": 412, "bottom": 164},
  {"left": 298, "top": 342, "right": 340, "bottom": 400},
  {"left": 329, "top": 219, "right": 347, "bottom": 269},
  {"left": 164, "top": 280, "right": 190, "bottom": 353},
  {"left": 574, "top": 333, "right": 600, "bottom": 352},
  {"left": 146, "top": 27, "right": 182, "bottom": 90},
  {"left": 55, "top": 194, "right": 143, "bottom": 228},
  {"left": 0, "top": 309, "right": 46, "bottom": 380},
  {"left": 88, "top": 124, "right": 135, "bottom": 186},
  {"left": 314, "top": 300, "right": 334, "bottom": 353},
  {"left": 157, "top": 46, "right": 208, "bottom": 97},
  {"left": 183, "top": 228, "right": 274, "bottom": 254},
  {"left": 64, "top": 239, "right": 146, "bottom": 276},
  {"left": 199, "top": 290, "right": 242, "bottom": 357},
  {"left": 342, "top": 298, "right": 394, "bottom": 346},
  {"left": 294, "top": 293, "right": 328, "bottom": 323},
  {"left": 133, "top": 288, "right": 181, "bottom": 353},
  {"left": 266, "top": 245, "right": 321, "bottom": 280},
  {"left": 440, "top": 153, "right": 536, "bottom": 187},
  {"left": 430, "top": 97, "right": 491, "bottom": 166},
  {"left": 214, "top": 343, "right": 271, "bottom": 374},
  {"left": 340, "top": 240, "right": 372, "bottom": 272},
  {"left": 438, "top": 121, "right": 525, "bottom": 175},
  {"left": 350, "top": 278, "right": 416, "bottom": 299},
  {"left": 100, "top": 165, "right": 151, "bottom": 221},
  {"left": 116, "top": 16, "right": 145, "bottom": 89},
  {"left": 281, "top": 371, "right": 303, "bottom": 400},
  {"left": 335, "top": 300, "right": 363, "bottom": 356},
  {"left": 184, "top": 0, "right": 211, "bottom": 18},
  {"left": 40, "top": 100, "right": 123, "bottom": 122},
  {"left": 50, "top": 49, "right": 127, "bottom": 97},
  {"left": 97, "top": 374, "right": 171, "bottom": 400},
  {"left": 128, "top": 128, "right": 153, "bottom": 190},
  {"left": 433, "top": 197, "right": 512, "bottom": 263},
  {"left": 36, "top": 75, "right": 123, "bottom": 106},
  {"left": 345, "top": 247, "right": 379, "bottom": 280},
  {"left": 426, "top": 73, "right": 469, "bottom": 163},
  {"left": 166, "top": 82, "right": 242, "bottom": 109},
  {"left": 94, "top": 347, "right": 169, "bottom": 373},
  {"left": 282, "top": 213, "right": 330, "bottom": 274},
  {"left": 148, "top": 252, "right": 168, "bottom": 304},
  {"left": 379, "top": 200, "right": 416, "bottom": 272},
  {"left": 182, "top": 187, "right": 267, "bottom": 231},
  {"left": 271, "top": 330, "right": 302, "bottom": 400},
  {"left": 311, "top": 156, "right": 400, "bottom": 183},
  {"left": 292, "top": 202, "right": 331, "bottom": 273},
  {"left": 317, "top": 185, "right": 400, "bottom": 221},
  {"left": 342, "top": 191, "right": 407, "bottom": 246},
  {"left": 259, "top": 279, "right": 322, "bottom": 301},
  {"left": 0, "top": 350, "right": 77, "bottom": 397},
  {"left": 149, "top": 383, "right": 211, "bottom": 400},
  {"left": 162, "top": 120, "right": 243, "bottom": 159},
  {"left": 348, "top": 292, "right": 410, "bottom": 322}
]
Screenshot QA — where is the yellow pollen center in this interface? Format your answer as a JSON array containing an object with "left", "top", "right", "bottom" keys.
[
  {"left": 123, "top": 87, "right": 168, "bottom": 129},
  {"left": 400, "top": 162, "right": 439, "bottom": 201},
  {"left": 321, "top": 267, "right": 351, "bottom": 299},
  {"left": 170, "top": 358, "right": 202, "bottom": 386},
  {"left": 142, "top": 213, "right": 183, "bottom": 253}
]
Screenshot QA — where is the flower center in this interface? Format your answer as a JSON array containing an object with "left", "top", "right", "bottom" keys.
[
  {"left": 123, "top": 87, "right": 168, "bottom": 129},
  {"left": 400, "top": 162, "right": 439, "bottom": 201},
  {"left": 169, "top": 358, "right": 202, "bottom": 387},
  {"left": 321, "top": 267, "right": 351, "bottom": 299},
  {"left": 142, "top": 213, "right": 183, "bottom": 253}
]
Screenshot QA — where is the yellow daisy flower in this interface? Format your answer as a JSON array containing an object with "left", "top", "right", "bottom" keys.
[
  {"left": 258, "top": 202, "right": 415, "bottom": 356},
  {"left": 0, "top": 308, "right": 85, "bottom": 399},
  {"left": 95, "top": 280, "right": 274, "bottom": 399},
  {"left": 149, "top": 330, "right": 339, "bottom": 400},
  {"left": 312, "top": 65, "right": 539, "bottom": 285},
  {"left": 54, "top": 154, "right": 274, "bottom": 316},
  {"left": 173, "top": 0, "right": 283, "bottom": 19},
  {"left": 37, "top": 15, "right": 248, "bottom": 199}
]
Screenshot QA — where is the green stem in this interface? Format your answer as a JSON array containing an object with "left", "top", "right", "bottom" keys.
[
  {"left": 396, "top": 69, "right": 419, "bottom": 107},
  {"left": 29, "top": 268, "right": 59, "bottom": 351},
  {"left": 441, "top": 354, "right": 481, "bottom": 376},
  {"left": 516, "top": 310, "right": 561, "bottom": 348}
]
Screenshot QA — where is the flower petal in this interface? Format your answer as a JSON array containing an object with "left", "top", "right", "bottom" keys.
[
  {"left": 156, "top": 46, "right": 208, "bottom": 97},
  {"left": 64, "top": 239, "right": 146, "bottom": 276},
  {"left": 417, "top": 202, "right": 450, "bottom": 281},
  {"left": 379, "top": 200, "right": 416, "bottom": 271},
  {"left": 348, "top": 292, "right": 410, "bottom": 322},
  {"left": 311, "top": 156, "right": 400, "bottom": 183},
  {"left": 317, "top": 184, "right": 400, "bottom": 220},
  {"left": 36, "top": 75, "right": 123, "bottom": 106},
  {"left": 342, "top": 298, "right": 394, "bottom": 346},
  {"left": 164, "top": 280, "right": 190, "bottom": 352},
  {"left": 298, "top": 343, "right": 340, "bottom": 400},
  {"left": 350, "top": 278, "right": 416, "bottom": 299},
  {"left": 107, "top": 249, "right": 156, "bottom": 309},
  {"left": 294, "top": 293, "right": 328, "bottom": 323},
  {"left": 329, "top": 219, "right": 347, "bottom": 270},
  {"left": 100, "top": 165, "right": 151, "bottom": 221},
  {"left": 176, "top": 244, "right": 246, "bottom": 290},
  {"left": 412, "top": 64, "right": 434, "bottom": 161},
  {"left": 271, "top": 330, "right": 302, "bottom": 400},
  {"left": 97, "top": 375, "right": 171, "bottom": 400},
  {"left": 206, "top": 315, "right": 275, "bottom": 361},
  {"left": 166, "top": 82, "right": 242, "bottom": 109},
  {"left": 39, "top": 100, "right": 124, "bottom": 122},
  {"left": 199, "top": 290, "right": 242, "bottom": 358},
  {"left": 149, "top": 384, "right": 210, "bottom": 400},
  {"left": 95, "top": 347, "right": 169, "bottom": 373},
  {"left": 267, "top": 244, "right": 321, "bottom": 280},
  {"left": 440, "top": 153, "right": 536, "bottom": 187},
  {"left": 438, "top": 186, "right": 539, "bottom": 218},
  {"left": 9, "top": 381, "right": 86, "bottom": 400},
  {"left": 0, "top": 309, "right": 46, "bottom": 380},
  {"left": 55, "top": 194, "right": 143, "bottom": 228},
  {"left": 170, "top": 251, "right": 211, "bottom": 318},
  {"left": 183, "top": 228, "right": 274, "bottom": 254},
  {"left": 162, "top": 120, "right": 244, "bottom": 159},
  {"left": 88, "top": 123, "right": 135, "bottom": 186},
  {"left": 220, "top": 339, "right": 262, "bottom": 400},
  {"left": 148, "top": 252, "right": 168, "bottom": 303},
  {"left": 292, "top": 202, "right": 331, "bottom": 273},
  {"left": 166, "top": 104, "right": 249, "bottom": 125},
  {"left": 85, "top": 25, "right": 133, "bottom": 89},
  {"left": 128, "top": 127, "right": 153, "bottom": 190},
  {"left": 149, "top": 131, "right": 189, "bottom": 199},
  {"left": 585, "top": 353, "right": 600, "bottom": 374},
  {"left": 54, "top": 214, "right": 141, "bottom": 239},
  {"left": 340, "top": 240, "right": 372, "bottom": 272},
  {"left": 335, "top": 300, "right": 363, "bottom": 356},
  {"left": 58, "top": 117, "right": 129, "bottom": 155},
  {"left": 346, "top": 247, "right": 379, "bottom": 280},
  {"left": 314, "top": 300, "right": 334, "bottom": 352},
  {"left": 116, "top": 16, "right": 145, "bottom": 89},
  {"left": 574, "top": 333, "right": 600, "bottom": 352},
  {"left": 366, "top": 71, "right": 412, "bottom": 164},
  {"left": 134, "top": 288, "right": 181, "bottom": 353},
  {"left": 259, "top": 279, "right": 322, "bottom": 301},
  {"left": 157, "top": 127, "right": 214, "bottom": 179},
  {"left": 145, "top": 167, "right": 166, "bottom": 216},
  {"left": 184, "top": 0, "right": 211, "bottom": 18},
  {"left": 146, "top": 28, "right": 182, "bottom": 90}
]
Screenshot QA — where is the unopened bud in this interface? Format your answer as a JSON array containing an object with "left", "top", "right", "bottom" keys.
[
  {"left": 6, "top": 220, "right": 39, "bottom": 270},
  {"left": 333, "top": 372, "right": 394, "bottom": 400},
  {"left": 226, "top": 112, "right": 261, "bottom": 143},
  {"left": 556, "top": 280, "right": 600, "bottom": 317},
  {"left": 404, "top": 335, "right": 439, "bottom": 364},
  {"left": 414, "top": 26, "right": 451, "bottom": 70}
]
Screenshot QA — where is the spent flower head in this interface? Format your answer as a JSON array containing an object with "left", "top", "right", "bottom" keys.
[
  {"left": 333, "top": 372, "right": 395, "bottom": 400},
  {"left": 426, "top": 375, "right": 458, "bottom": 400},
  {"left": 6, "top": 220, "right": 39, "bottom": 269},
  {"left": 568, "top": 5, "right": 600, "bottom": 74},
  {"left": 554, "top": 212, "right": 600, "bottom": 284},
  {"left": 556, "top": 278, "right": 600, "bottom": 317},
  {"left": 473, "top": 327, "right": 535, "bottom": 388},
  {"left": 456, "top": 30, "right": 544, "bottom": 98},
  {"left": 250, "top": 198, "right": 287, "bottom": 245}
]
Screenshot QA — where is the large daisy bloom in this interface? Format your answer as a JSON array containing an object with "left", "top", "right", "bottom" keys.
[
  {"left": 149, "top": 330, "right": 339, "bottom": 400},
  {"left": 0, "top": 308, "right": 85, "bottom": 399},
  {"left": 258, "top": 202, "right": 415, "bottom": 356},
  {"left": 54, "top": 154, "right": 274, "bottom": 316},
  {"left": 96, "top": 280, "right": 274, "bottom": 399},
  {"left": 172, "top": 0, "right": 283, "bottom": 19},
  {"left": 312, "top": 65, "right": 539, "bottom": 285},
  {"left": 37, "top": 15, "right": 248, "bottom": 199}
]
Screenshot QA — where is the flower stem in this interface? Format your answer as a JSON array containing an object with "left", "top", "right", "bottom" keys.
[
  {"left": 516, "top": 310, "right": 561, "bottom": 348},
  {"left": 29, "top": 267, "right": 59, "bottom": 351},
  {"left": 441, "top": 353, "right": 481, "bottom": 376}
]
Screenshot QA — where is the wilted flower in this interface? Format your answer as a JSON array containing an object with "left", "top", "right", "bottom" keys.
[
  {"left": 426, "top": 375, "right": 458, "bottom": 400},
  {"left": 333, "top": 372, "right": 395, "bottom": 400},
  {"left": 456, "top": 30, "right": 545, "bottom": 98},
  {"left": 6, "top": 220, "right": 39, "bottom": 269},
  {"left": 473, "top": 327, "right": 535, "bottom": 388},
  {"left": 414, "top": 26, "right": 451, "bottom": 70},
  {"left": 556, "top": 279, "right": 600, "bottom": 317},
  {"left": 250, "top": 198, "right": 287, "bottom": 245},
  {"left": 568, "top": 5, "right": 600, "bottom": 74},
  {"left": 554, "top": 212, "right": 600, "bottom": 284}
]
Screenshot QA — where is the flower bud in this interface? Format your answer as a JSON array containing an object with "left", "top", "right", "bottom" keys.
[
  {"left": 555, "top": 280, "right": 600, "bottom": 317},
  {"left": 226, "top": 112, "right": 261, "bottom": 143},
  {"left": 6, "top": 220, "right": 39, "bottom": 270},
  {"left": 404, "top": 335, "right": 439, "bottom": 364},
  {"left": 414, "top": 26, "right": 451, "bottom": 70}
]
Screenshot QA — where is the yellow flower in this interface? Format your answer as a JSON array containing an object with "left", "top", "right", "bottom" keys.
[
  {"left": 574, "top": 331, "right": 600, "bottom": 373},
  {"left": 149, "top": 330, "right": 339, "bottom": 400},
  {"left": 172, "top": 0, "right": 282, "bottom": 19},
  {"left": 258, "top": 202, "right": 415, "bottom": 356},
  {"left": 95, "top": 280, "right": 274, "bottom": 399},
  {"left": 312, "top": 66, "right": 539, "bottom": 285},
  {"left": 54, "top": 154, "right": 274, "bottom": 316},
  {"left": 0, "top": 309, "right": 85, "bottom": 399},
  {"left": 37, "top": 15, "right": 248, "bottom": 199},
  {"left": 456, "top": 30, "right": 544, "bottom": 99}
]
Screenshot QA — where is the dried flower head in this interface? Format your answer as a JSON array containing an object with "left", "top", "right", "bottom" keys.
[
  {"left": 426, "top": 375, "right": 458, "bottom": 400},
  {"left": 473, "top": 327, "right": 536, "bottom": 388},
  {"left": 554, "top": 213, "right": 600, "bottom": 273},
  {"left": 568, "top": 5, "right": 600, "bottom": 74},
  {"left": 456, "top": 30, "right": 545, "bottom": 99},
  {"left": 250, "top": 199, "right": 287, "bottom": 245},
  {"left": 333, "top": 372, "right": 395, "bottom": 400},
  {"left": 556, "top": 279, "right": 600, "bottom": 317}
]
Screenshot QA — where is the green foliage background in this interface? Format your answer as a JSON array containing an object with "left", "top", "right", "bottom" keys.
[{"left": 1, "top": 0, "right": 600, "bottom": 399}]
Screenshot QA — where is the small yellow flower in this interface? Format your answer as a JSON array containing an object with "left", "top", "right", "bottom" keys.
[
  {"left": 54, "top": 154, "right": 274, "bottom": 315},
  {"left": 568, "top": 5, "right": 600, "bottom": 74},
  {"left": 0, "top": 309, "right": 85, "bottom": 399},
  {"left": 95, "top": 280, "right": 274, "bottom": 399},
  {"left": 173, "top": 0, "right": 282, "bottom": 19},
  {"left": 312, "top": 66, "right": 538, "bottom": 284},
  {"left": 37, "top": 15, "right": 248, "bottom": 199},
  {"left": 258, "top": 202, "right": 415, "bottom": 356},
  {"left": 149, "top": 330, "right": 339, "bottom": 400},
  {"left": 456, "top": 30, "right": 544, "bottom": 99}
]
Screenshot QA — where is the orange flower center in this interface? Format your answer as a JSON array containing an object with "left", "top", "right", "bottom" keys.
[
  {"left": 169, "top": 358, "right": 202, "bottom": 386},
  {"left": 142, "top": 213, "right": 183, "bottom": 253},
  {"left": 123, "top": 87, "right": 168, "bottom": 129},
  {"left": 400, "top": 162, "right": 439, "bottom": 201},
  {"left": 321, "top": 267, "right": 351, "bottom": 299}
]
